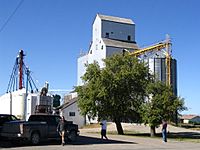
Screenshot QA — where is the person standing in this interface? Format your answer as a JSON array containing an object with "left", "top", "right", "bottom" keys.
[
  {"left": 162, "top": 119, "right": 167, "bottom": 142},
  {"left": 100, "top": 119, "right": 108, "bottom": 140},
  {"left": 57, "top": 116, "right": 66, "bottom": 146}
]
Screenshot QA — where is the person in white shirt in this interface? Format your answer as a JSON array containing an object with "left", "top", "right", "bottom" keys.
[{"left": 100, "top": 119, "right": 108, "bottom": 140}]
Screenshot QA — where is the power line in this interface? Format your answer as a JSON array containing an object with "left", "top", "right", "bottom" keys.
[{"left": 0, "top": 0, "right": 24, "bottom": 34}]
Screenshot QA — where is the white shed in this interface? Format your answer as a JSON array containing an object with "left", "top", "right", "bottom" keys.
[
  {"left": 180, "top": 115, "right": 200, "bottom": 124},
  {"left": 60, "top": 98, "right": 85, "bottom": 128}
]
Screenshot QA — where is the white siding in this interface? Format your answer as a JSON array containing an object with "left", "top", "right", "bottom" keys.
[
  {"left": 62, "top": 102, "right": 85, "bottom": 128},
  {"left": 0, "top": 89, "right": 26, "bottom": 119},
  {"left": 92, "top": 16, "right": 102, "bottom": 44},
  {"left": 0, "top": 93, "right": 11, "bottom": 114},
  {"left": 26, "top": 94, "right": 37, "bottom": 120},
  {"left": 183, "top": 119, "right": 189, "bottom": 124},
  {"left": 77, "top": 54, "right": 88, "bottom": 86}
]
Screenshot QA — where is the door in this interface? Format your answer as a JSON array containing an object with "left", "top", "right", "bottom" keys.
[{"left": 47, "top": 116, "right": 58, "bottom": 138}]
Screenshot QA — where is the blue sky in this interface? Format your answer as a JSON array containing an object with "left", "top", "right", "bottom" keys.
[{"left": 0, "top": 0, "right": 199, "bottom": 114}]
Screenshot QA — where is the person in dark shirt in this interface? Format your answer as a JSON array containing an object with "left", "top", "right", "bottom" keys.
[
  {"left": 162, "top": 119, "right": 168, "bottom": 142},
  {"left": 57, "top": 116, "right": 66, "bottom": 146}
]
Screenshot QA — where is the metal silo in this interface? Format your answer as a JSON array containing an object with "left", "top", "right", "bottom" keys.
[{"left": 148, "top": 58, "right": 177, "bottom": 96}]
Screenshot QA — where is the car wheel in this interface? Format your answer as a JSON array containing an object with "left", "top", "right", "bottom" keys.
[
  {"left": 31, "top": 132, "right": 40, "bottom": 145},
  {"left": 68, "top": 130, "right": 77, "bottom": 142}
]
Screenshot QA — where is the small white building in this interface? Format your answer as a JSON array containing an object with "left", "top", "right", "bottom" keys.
[
  {"left": 180, "top": 115, "right": 200, "bottom": 124},
  {"left": 60, "top": 97, "right": 85, "bottom": 128}
]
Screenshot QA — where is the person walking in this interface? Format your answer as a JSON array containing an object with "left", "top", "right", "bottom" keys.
[
  {"left": 57, "top": 116, "right": 66, "bottom": 146},
  {"left": 100, "top": 119, "right": 108, "bottom": 140},
  {"left": 162, "top": 119, "right": 167, "bottom": 142}
]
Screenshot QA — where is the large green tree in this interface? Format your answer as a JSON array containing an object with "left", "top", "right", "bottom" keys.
[
  {"left": 140, "top": 81, "right": 187, "bottom": 137},
  {"left": 75, "top": 54, "right": 150, "bottom": 134}
]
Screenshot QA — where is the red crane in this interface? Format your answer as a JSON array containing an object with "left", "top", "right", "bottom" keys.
[
  {"left": 6, "top": 50, "right": 38, "bottom": 93},
  {"left": 19, "top": 50, "right": 24, "bottom": 89}
]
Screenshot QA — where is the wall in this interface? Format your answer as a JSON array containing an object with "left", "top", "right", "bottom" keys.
[
  {"left": 77, "top": 54, "right": 88, "bottom": 86},
  {"left": 183, "top": 119, "right": 189, "bottom": 124},
  {"left": 148, "top": 58, "right": 177, "bottom": 95},
  {"left": 0, "top": 93, "right": 11, "bottom": 114},
  {"left": 106, "top": 46, "right": 123, "bottom": 57},
  {"left": 62, "top": 102, "right": 85, "bottom": 128},
  {"left": 102, "top": 20, "right": 135, "bottom": 42},
  {"left": 0, "top": 89, "right": 26, "bottom": 119},
  {"left": 26, "top": 94, "right": 37, "bottom": 120},
  {"left": 92, "top": 15, "right": 102, "bottom": 44}
]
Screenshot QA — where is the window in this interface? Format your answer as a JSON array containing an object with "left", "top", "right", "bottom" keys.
[
  {"left": 105, "top": 32, "right": 109, "bottom": 38},
  {"left": 101, "top": 45, "right": 103, "bottom": 50},
  {"left": 128, "top": 35, "right": 131, "bottom": 41},
  {"left": 90, "top": 50, "right": 92, "bottom": 54},
  {"left": 69, "top": 112, "right": 75, "bottom": 116}
]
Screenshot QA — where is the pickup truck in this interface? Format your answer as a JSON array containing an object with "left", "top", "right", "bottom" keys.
[{"left": 0, "top": 115, "right": 79, "bottom": 145}]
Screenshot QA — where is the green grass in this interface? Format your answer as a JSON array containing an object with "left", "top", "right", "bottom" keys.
[
  {"left": 173, "top": 138, "right": 200, "bottom": 143},
  {"left": 107, "top": 130, "right": 139, "bottom": 135},
  {"left": 81, "top": 123, "right": 200, "bottom": 143},
  {"left": 86, "top": 130, "right": 200, "bottom": 143},
  {"left": 190, "top": 128, "right": 200, "bottom": 131},
  {"left": 82, "top": 123, "right": 101, "bottom": 129},
  {"left": 82, "top": 123, "right": 111, "bottom": 129}
]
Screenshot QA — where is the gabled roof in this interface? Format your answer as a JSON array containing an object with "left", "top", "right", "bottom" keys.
[
  {"left": 102, "top": 38, "right": 138, "bottom": 49},
  {"left": 58, "top": 97, "right": 78, "bottom": 110},
  {"left": 180, "top": 114, "right": 200, "bottom": 120},
  {"left": 98, "top": 14, "right": 134, "bottom": 25}
]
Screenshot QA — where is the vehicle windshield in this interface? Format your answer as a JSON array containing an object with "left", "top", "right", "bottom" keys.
[{"left": 0, "top": 115, "right": 18, "bottom": 125}]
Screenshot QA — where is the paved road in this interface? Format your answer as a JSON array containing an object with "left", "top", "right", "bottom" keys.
[{"left": 1, "top": 132, "right": 200, "bottom": 150}]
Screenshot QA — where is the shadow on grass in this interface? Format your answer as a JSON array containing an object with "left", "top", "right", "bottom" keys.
[
  {"left": 125, "top": 132, "right": 200, "bottom": 139},
  {"left": 0, "top": 135, "right": 136, "bottom": 148},
  {"left": 167, "top": 132, "right": 200, "bottom": 139}
]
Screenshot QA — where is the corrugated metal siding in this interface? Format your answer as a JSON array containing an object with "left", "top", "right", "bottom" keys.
[{"left": 148, "top": 58, "right": 177, "bottom": 96}]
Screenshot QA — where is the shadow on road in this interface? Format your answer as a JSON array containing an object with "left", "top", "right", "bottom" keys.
[
  {"left": 0, "top": 135, "right": 136, "bottom": 148},
  {"left": 73, "top": 135, "right": 136, "bottom": 145}
]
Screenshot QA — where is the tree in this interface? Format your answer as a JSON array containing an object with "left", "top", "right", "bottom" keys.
[
  {"left": 140, "top": 81, "right": 187, "bottom": 137},
  {"left": 53, "top": 94, "right": 61, "bottom": 108},
  {"left": 75, "top": 54, "right": 150, "bottom": 134}
]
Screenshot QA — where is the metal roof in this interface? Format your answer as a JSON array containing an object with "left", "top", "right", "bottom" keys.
[
  {"left": 180, "top": 115, "right": 200, "bottom": 120},
  {"left": 98, "top": 14, "right": 134, "bottom": 25},
  {"left": 59, "top": 97, "right": 78, "bottom": 110},
  {"left": 102, "top": 38, "right": 138, "bottom": 49}
]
